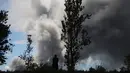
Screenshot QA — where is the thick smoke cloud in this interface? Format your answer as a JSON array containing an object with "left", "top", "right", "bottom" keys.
[
  {"left": 9, "top": 0, "right": 65, "bottom": 67},
  {"left": 7, "top": 57, "right": 26, "bottom": 71},
  {"left": 8, "top": 0, "right": 130, "bottom": 70},
  {"left": 80, "top": 0, "right": 130, "bottom": 69}
]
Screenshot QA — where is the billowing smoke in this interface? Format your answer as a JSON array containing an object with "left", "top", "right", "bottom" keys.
[
  {"left": 8, "top": 0, "right": 130, "bottom": 70},
  {"left": 7, "top": 57, "right": 26, "bottom": 71},
  {"left": 79, "top": 0, "right": 130, "bottom": 70},
  {"left": 9, "top": 0, "right": 65, "bottom": 64},
  {"left": 8, "top": 0, "right": 65, "bottom": 70}
]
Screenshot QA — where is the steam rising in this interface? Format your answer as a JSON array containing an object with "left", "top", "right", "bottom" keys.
[{"left": 8, "top": 0, "right": 130, "bottom": 70}]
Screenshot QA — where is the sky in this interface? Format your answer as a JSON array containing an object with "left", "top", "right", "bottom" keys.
[
  {"left": 1, "top": 0, "right": 130, "bottom": 71},
  {"left": 0, "top": 0, "right": 26, "bottom": 70}
]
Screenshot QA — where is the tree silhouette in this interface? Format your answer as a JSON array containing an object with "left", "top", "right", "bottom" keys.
[
  {"left": 0, "top": 10, "right": 13, "bottom": 65},
  {"left": 19, "top": 35, "right": 35, "bottom": 70},
  {"left": 95, "top": 66, "right": 106, "bottom": 72},
  {"left": 61, "top": 0, "right": 91, "bottom": 71},
  {"left": 120, "top": 66, "right": 127, "bottom": 72},
  {"left": 124, "top": 54, "right": 130, "bottom": 71},
  {"left": 89, "top": 67, "right": 96, "bottom": 72}
]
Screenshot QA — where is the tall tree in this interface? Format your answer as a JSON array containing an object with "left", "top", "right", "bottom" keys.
[
  {"left": 124, "top": 54, "right": 130, "bottom": 71},
  {"left": 19, "top": 35, "right": 35, "bottom": 70},
  {"left": 0, "top": 10, "right": 13, "bottom": 65},
  {"left": 61, "top": 0, "right": 91, "bottom": 71}
]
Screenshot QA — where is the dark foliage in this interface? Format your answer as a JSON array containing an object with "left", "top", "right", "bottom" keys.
[
  {"left": 120, "top": 66, "right": 127, "bottom": 72},
  {"left": 0, "top": 10, "right": 13, "bottom": 65},
  {"left": 61, "top": 0, "right": 91, "bottom": 71},
  {"left": 124, "top": 54, "right": 130, "bottom": 71},
  {"left": 95, "top": 66, "right": 107, "bottom": 72},
  {"left": 1, "top": 66, "right": 130, "bottom": 73}
]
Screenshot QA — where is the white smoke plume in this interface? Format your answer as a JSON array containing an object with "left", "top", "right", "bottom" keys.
[
  {"left": 8, "top": 0, "right": 65, "bottom": 70},
  {"left": 9, "top": 0, "right": 65, "bottom": 63},
  {"left": 7, "top": 57, "right": 26, "bottom": 71},
  {"left": 8, "top": 0, "right": 130, "bottom": 70}
]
